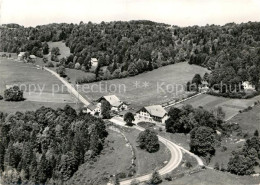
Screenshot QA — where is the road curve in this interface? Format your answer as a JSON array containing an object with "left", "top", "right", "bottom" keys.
[
  {"left": 109, "top": 118, "right": 183, "bottom": 185},
  {"left": 120, "top": 125, "right": 183, "bottom": 185},
  {"left": 44, "top": 67, "right": 90, "bottom": 106}
]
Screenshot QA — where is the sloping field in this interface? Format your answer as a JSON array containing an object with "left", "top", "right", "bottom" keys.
[
  {"left": 0, "top": 58, "right": 68, "bottom": 94},
  {"left": 174, "top": 94, "right": 260, "bottom": 120},
  {"left": 0, "top": 58, "right": 76, "bottom": 113},
  {"left": 47, "top": 41, "right": 71, "bottom": 59},
  {"left": 80, "top": 62, "right": 209, "bottom": 109},
  {"left": 163, "top": 169, "right": 260, "bottom": 185}
]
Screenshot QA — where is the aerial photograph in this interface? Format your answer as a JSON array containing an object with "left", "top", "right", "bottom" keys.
[{"left": 0, "top": 0, "right": 260, "bottom": 184}]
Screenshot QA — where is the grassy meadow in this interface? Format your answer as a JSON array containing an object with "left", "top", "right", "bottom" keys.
[
  {"left": 174, "top": 94, "right": 260, "bottom": 120},
  {"left": 79, "top": 62, "right": 209, "bottom": 109},
  {"left": 0, "top": 57, "right": 77, "bottom": 113}
]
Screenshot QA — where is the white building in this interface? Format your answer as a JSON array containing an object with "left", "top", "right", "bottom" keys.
[
  {"left": 91, "top": 58, "right": 98, "bottom": 68},
  {"left": 18, "top": 52, "right": 26, "bottom": 60},
  {"left": 243, "top": 81, "right": 255, "bottom": 90},
  {"left": 97, "top": 95, "right": 128, "bottom": 112},
  {"left": 135, "top": 105, "right": 168, "bottom": 125},
  {"left": 83, "top": 103, "right": 101, "bottom": 116}
]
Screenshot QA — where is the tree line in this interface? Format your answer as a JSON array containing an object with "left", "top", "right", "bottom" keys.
[{"left": 2, "top": 21, "right": 260, "bottom": 84}]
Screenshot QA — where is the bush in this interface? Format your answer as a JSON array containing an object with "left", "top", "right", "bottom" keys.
[
  {"left": 0, "top": 95, "right": 3, "bottom": 100},
  {"left": 149, "top": 171, "right": 162, "bottom": 184},
  {"left": 56, "top": 66, "right": 67, "bottom": 77},
  {"left": 164, "top": 174, "right": 172, "bottom": 181},
  {"left": 46, "top": 61, "right": 54, "bottom": 67},
  {"left": 185, "top": 161, "right": 193, "bottom": 168},
  {"left": 4, "top": 86, "right": 24, "bottom": 101}
]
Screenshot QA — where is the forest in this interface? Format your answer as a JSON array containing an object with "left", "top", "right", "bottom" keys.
[
  {"left": 0, "top": 105, "right": 108, "bottom": 184},
  {"left": 1, "top": 21, "right": 260, "bottom": 88}
]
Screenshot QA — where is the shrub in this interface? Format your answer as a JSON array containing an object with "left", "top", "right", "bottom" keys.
[
  {"left": 185, "top": 161, "right": 193, "bottom": 168},
  {"left": 75, "top": 62, "right": 81, "bottom": 70},
  {"left": 0, "top": 95, "right": 3, "bottom": 100},
  {"left": 56, "top": 66, "right": 67, "bottom": 77},
  {"left": 164, "top": 174, "right": 172, "bottom": 181},
  {"left": 46, "top": 61, "right": 54, "bottom": 67},
  {"left": 214, "top": 162, "right": 220, "bottom": 170},
  {"left": 149, "top": 171, "right": 162, "bottom": 184},
  {"left": 4, "top": 86, "right": 24, "bottom": 101}
]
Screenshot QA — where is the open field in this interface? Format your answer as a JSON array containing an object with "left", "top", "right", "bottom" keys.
[
  {"left": 47, "top": 41, "right": 71, "bottom": 59},
  {"left": 0, "top": 58, "right": 77, "bottom": 113},
  {"left": 79, "top": 62, "right": 209, "bottom": 109},
  {"left": 0, "top": 58, "right": 68, "bottom": 94},
  {"left": 122, "top": 127, "right": 171, "bottom": 176},
  {"left": 67, "top": 129, "right": 132, "bottom": 185},
  {"left": 163, "top": 169, "right": 260, "bottom": 185},
  {"left": 228, "top": 104, "right": 260, "bottom": 134},
  {"left": 174, "top": 94, "right": 260, "bottom": 120}
]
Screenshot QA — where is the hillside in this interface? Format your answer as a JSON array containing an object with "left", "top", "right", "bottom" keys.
[{"left": 1, "top": 21, "right": 260, "bottom": 89}]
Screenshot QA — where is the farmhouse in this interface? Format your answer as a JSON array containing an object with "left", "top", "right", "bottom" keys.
[
  {"left": 243, "top": 81, "right": 255, "bottom": 90},
  {"left": 83, "top": 103, "right": 101, "bottom": 116},
  {"left": 18, "top": 52, "right": 26, "bottom": 60},
  {"left": 96, "top": 95, "right": 128, "bottom": 112},
  {"left": 135, "top": 105, "right": 168, "bottom": 124}
]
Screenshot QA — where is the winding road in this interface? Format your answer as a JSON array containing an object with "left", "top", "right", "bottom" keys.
[{"left": 44, "top": 67, "right": 204, "bottom": 185}]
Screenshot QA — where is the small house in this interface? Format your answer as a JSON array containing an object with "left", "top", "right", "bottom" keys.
[
  {"left": 135, "top": 105, "right": 168, "bottom": 124},
  {"left": 18, "top": 52, "right": 26, "bottom": 60},
  {"left": 243, "top": 81, "right": 255, "bottom": 90},
  {"left": 91, "top": 58, "right": 98, "bottom": 68}
]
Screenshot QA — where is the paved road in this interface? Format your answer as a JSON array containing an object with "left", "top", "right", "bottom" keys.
[
  {"left": 109, "top": 117, "right": 204, "bottom": 185},
  {"left": 44, "top": 67, "right": 90, "bottom": 106}
]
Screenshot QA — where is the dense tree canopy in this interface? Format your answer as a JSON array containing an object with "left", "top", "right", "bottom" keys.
[
  {"left": 0, "top": 105, "right": 108, "bottom": 184},
  {"left": 1, "top": 21, "right": 260, "bottom": 84}
]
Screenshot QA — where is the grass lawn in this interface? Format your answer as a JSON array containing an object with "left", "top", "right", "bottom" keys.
[
  {"left": 67, "top": 129, "right": 132, "bottom": 185},
  {"left": 228, "top": 104, "right": 260, "bottom": 135},
  {"left": 47, "top": 41, "right": 71, "bottom": 59},
  {"left": 174, "top": 94, "right": 260, "bottom": 120},
  {"left": 0, "top": 58, "right": 68, "bottom": 94},
  {"left": 163, "top": 169, "right": 260, "bottom": 185},
  {"left": 62, "top": 68, "right": 95, "bottom": 85},
  {"left": 79, "top": 62, "right": 209, "bottom": 109},
  {"left": 0, "top": 57, "right": 78, "bottom": 113},
  {"left": 122, "top": 127, "right": 171, "bottom": 176}
]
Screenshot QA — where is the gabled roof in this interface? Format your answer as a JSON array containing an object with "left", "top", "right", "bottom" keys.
[
  {"left": 91, "top": 58, "right": 98, "bottom": 62},
  {"left": 18, "top": 52, "right": 25, "bottom": 57},
  {"left": 142, "top": 105, "right": 167, "bottom": 118},
  {"left": 99, "top": 95, "right": 122, "bottom": 107},
  {"left": 87, "top": 103, "right": 98, "bottom": 111}
]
